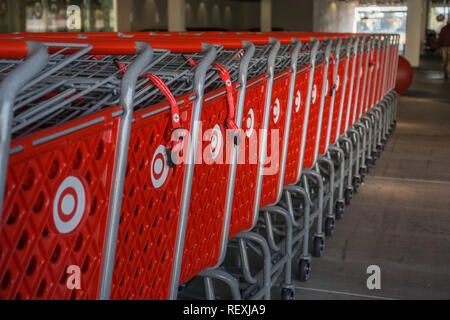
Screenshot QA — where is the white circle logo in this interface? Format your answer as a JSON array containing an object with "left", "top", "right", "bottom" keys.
[
  {"left": 246, "top": 109, "right": 255, "bottom": 138},
  {"left": 312, "top": 84, "right": 318, "bottom": 104},
  {"left": 210, "top": 124, "right": 223, "bottom": 160},
  {"left": 273, "top": 98, "right": 280, "bottom": 124},
  {"left": 295, "top": 90, "right": 301, "bottom": 113},
  {"left": 151, "top": 145, "right": 170, "bottom": 188},
  {"left": 53, "top": 176, "right": 86, "bottom": 234}
]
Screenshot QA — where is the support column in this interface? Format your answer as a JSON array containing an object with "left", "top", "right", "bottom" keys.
[
  {"left": 405, "top": 0, "right": 425, "bottom": 67},
  {"left": 168, "top": 0, "right": 186, "bottom": 32},
  {"left": 115, "top": 0, "right": 132, "bottom": 32},
  {"left": 261, "top": 0, "right": 272, "bottom": 32}
]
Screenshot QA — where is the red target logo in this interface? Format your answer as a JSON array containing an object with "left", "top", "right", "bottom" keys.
[
  {"left": 53, "top": 176, "right": 86, "bottom": 234},
  {"left": 273, "top": 98, "right": 280, "bottom": 124},
  {"left": 295, "top": 90, "right": 301, "bottom": 113},
  {"left": 312, "top": 84, "right": 318, "bottom": 104},
  {"left": 151, "top": 145, "right": 170, "bottom": 188},
  {"left": 246, "top": 109, "right": 255, "bottom": 138},
  {"left": 210, "top": 125, "right": 223, "bottom": 160}
]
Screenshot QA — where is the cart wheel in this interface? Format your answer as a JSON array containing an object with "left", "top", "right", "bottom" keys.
[
  {"left": 325, "top": 217, "right": 335, "bottom": 237},
  {"left": 298, "top": 259, "right": 311, "bottom": 282},
  {"left": 345, "top": 188, "right": 353, "bottom": 205},
  {"left": 365, "top": 159, "right": 372, "bottom": 172},
  {"left": 281, "top": 288, "right": 296, "bottom": 300},
  {"left": 335, "top": 201, "right": 344, "bottom": 220},
  {"left": 381, "top": 138, "right": 387, "bottom": 145},
  {"left": 353, "top": 176, "right": 360, "bottom": 193},
  {"left": 360, "top": 167, "right": 366, "bottom": 182},
  {"left": 312, "top": 236, "right": 325, "bottom": 258},
  {"left": 371, "top": 151, "right": 378, "bottom": 163}
]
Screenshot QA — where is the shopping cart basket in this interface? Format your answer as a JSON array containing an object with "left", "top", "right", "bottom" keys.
[{"left": 0, "top": 38, "right": 153, "bottom": 300}]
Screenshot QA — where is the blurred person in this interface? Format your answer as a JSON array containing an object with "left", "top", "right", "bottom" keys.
[{"left": 437, "top": 17, "right": 450, "bottom": 79}]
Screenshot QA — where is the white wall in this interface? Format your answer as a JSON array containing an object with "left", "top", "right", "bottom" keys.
[{"left": 313, "top": 0, "right": 357, "bottom": 33}]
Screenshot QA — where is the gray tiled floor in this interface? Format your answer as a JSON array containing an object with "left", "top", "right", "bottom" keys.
[{"left": 295, "top": 64, "right": 450, "bottom": 300}]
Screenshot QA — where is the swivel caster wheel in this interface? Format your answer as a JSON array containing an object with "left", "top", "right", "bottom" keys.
[
  {"left": 335, "top": 201, "right": 344, "bottom": 220},
  {"left": 353, "top": 176, "right": 360, "bottom": 193},
  {"left": 281, "top": 288, "right": 295, "bottom": 300},
  {"left": 325, "top": 217, "right": 335, "bottom": 237},
  {"left": 360, "top": 167, "right": 366, "bottom": 182},
  {"left": 312, "top": 236, "right": 325, "bottom": 258},
  {"left": 298, "top": 259, "right": 311, "bottom": 282},
  {"left": 345, "top": 187, "right": 353, "bottom": 205},
  {"left": 365, "top": 159, "right": 373, "bottom": 172},
  {"left": 371, "top": 151, "right": 378, "bottom": 164}
]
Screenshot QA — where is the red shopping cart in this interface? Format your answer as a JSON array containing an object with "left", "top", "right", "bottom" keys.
[{"left": 0, "top": 39, "right": 153, "bottom": 300}]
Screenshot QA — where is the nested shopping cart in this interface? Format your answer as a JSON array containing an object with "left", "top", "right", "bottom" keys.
[
  {"left": 348, "top": 35, "right": 373, "bottom": 188},
  {"left": 15, "top": 32, "right": 273, "bottom": 300},
  {"left": 0, "top": 38, "right": 153, "bottom": 300},
  {"left": 165, "top": 32, "right": 324, "bottom": 299},
  {"left": 82, "top": 33, "right": 265, "bottom": 300},
  {"left": 105, "top": 39, "right": 221, "bottom": 301},
  {"left": 115, "top": 33, "right": 286, "bottom": 300},
  {"left": 0, "top": 31, "right": 400, "bottom": 302}
]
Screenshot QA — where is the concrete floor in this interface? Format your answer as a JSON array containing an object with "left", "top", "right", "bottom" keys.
[{"left": 295, "top": 63, "right": 450, "bottom": 300}]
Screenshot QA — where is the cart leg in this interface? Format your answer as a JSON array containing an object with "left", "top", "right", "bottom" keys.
[
  {"left": 329, "top": 145, "right": 345, "bottom": 220},
  {"left": 264, "top": 206, "right": 295, "bottom": 300},
  {"left": 318, "top": 156, "right": 336, "bottom": 237},
  {"left": 236, "top": 232, "right": 272, "bottom": 300},
  {"left": 348, "top": 128, "right": 361, "bottom": 193},
  {"left": 304, "top": 169, "right": 325, "bottom": 258},
  {"left": 339, "top": 136, "right": 354, "bottom": 205},
  {"left": 200, "top": 269, "right": 242, "bottom": 300}
]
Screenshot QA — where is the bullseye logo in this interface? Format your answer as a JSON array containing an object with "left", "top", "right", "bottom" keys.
[
  {"left": 312, "top": 84, "right": 318, "bottom": 104},
  {"left": 273, "top": 98, "right": 280, "bottom": 124},
  {"left": 246, "top": 109, "right": 255, "bottom": 138},
  {"left": 53, "top": 176, "right": 86, "bottom": 234},
  {"left": 295, "top": 90, "right": 301, "bottom": 112},
  {"left": 210, "top": 125, "right": 223, "bottom": 160},
  {"left": 151, "top": 145, "right": 170, "bottom": 189}
]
